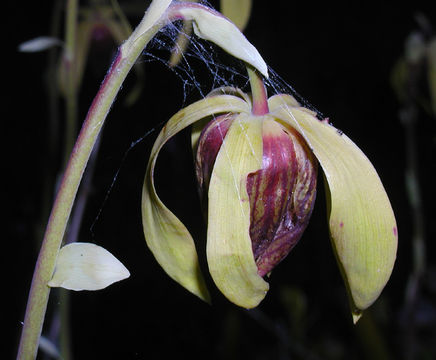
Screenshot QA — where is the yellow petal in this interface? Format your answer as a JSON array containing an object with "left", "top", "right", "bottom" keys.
[
  {"left": 268, "top": 93, "right": 300, "bottom": 109},
  {"left": 220, "top": 0, "right": 252, "bottom": 31},
  {"left": 142, "top": 95, "right": 249, "bottom": 302},
  {"left": 177, "top": 5, "right": 268, "bottom": 77},
  {"left": 48, "top": 243, "right": 130, "bottom": 290},
  {"left": 191, "top": 87, "right": 252, "bottom": 151},
  {"left": 271, "top": 95, "right": 397, "bottom": 315},
  {"left": 207, "top": 113, "right": 269, "bottom": 308}
]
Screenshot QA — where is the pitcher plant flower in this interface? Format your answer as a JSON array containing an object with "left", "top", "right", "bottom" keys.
[
  {"left": 19, "top": 1, "right": 398, "bottom": 357},
  {"left": 142, "top": 65, "right": 397, "bottom": 321}
]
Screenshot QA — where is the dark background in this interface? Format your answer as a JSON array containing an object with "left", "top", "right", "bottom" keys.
[{"left": 8, "top": 0, "right": 436, "bottom": 359}]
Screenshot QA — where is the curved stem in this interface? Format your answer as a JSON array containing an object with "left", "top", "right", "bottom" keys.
[
  {"left": 18, "top": 1, "right": 265, "bottom": 357},
  {"left": 16, "top": 7, "right": 167, "bottom": 359},
  {"left": 247, "top": 65, "right": 269, "bottom": 115}
]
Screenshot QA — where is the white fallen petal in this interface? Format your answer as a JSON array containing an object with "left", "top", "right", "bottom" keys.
[
  {"left": 18, "top": 36, "right": 63, "bottom": 52},
  {"left": 177, "top": 6, "right": 268, "bottom": 78},
  {"left": 48, "top": 243, "right": 130, "bottom": 291}
]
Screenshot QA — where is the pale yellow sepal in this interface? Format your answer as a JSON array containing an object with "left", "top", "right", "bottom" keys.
[
  {"left": 220, "top": 0, "right": 252, "bottom": 31},
  {"left": 270, "top": 95, "right": 397, "bottom": 315},
  {"left": 142, "top": 95, "right": 250, "bottom": 303},
  {"left": 48, "top": 243, "right": 130, "bottom": 290},
  {"left": 177, "top": 6, "right": 268, "bottom": 78},
  {"left": 207, "top": 113, "right": 269, "bottom": 308}
]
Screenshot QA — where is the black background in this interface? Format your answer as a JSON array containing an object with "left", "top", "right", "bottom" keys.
[{"left": 7, "top": 1, "right": 436, "bottom": 359}]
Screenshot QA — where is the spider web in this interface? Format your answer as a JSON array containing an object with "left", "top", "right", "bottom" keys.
[
  {"left": 139, "top": 12, "right": 325, "bottom": 117},
  {"left": 143, "top": 22, "right": 250, "bottom": 104},
  {"left": 90, "top": 2, "right": 325, "bottom": 236},
  {"left": 139, "top": 14, "right": 325, "bottom": 212}
]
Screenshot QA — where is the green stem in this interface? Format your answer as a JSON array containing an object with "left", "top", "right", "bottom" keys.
[
  {"left": 247, "top": 65, "right": 269, "bottom": 115},
  {"left": 18, "top": 1, "right": 263, "bottom": 357},
  {"left": 16, "top": 6, "right": 168, "bottom": 359}
]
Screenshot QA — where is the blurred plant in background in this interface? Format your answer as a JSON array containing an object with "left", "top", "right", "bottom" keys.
[{"left": 391, "top": 13, "right": 436, "bottom": 360}]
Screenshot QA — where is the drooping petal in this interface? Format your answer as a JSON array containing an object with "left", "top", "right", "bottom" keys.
[
  {"left": 48, "top": 243, "right": 130, "bottom": 291},
  {"left": 207, "top": 113, "right": 269, "bottom": 308},
  {"left": 220, "top": 0, "right": 252, "bottom": 31},
  {"left": 194, "top": 113, "right": 235, "bottom": 202},
  {"left": 142, "top": 95, "right": 249, "bottom": 303},
  {"left": 270, "top": 95, "right": 397, "bottom": 320}
]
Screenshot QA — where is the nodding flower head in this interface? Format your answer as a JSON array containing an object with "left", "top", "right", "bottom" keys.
[
  {"left": 141, "top": 82, "right": 397, "bottom": 322},
  {"left": 139, "top": 1, "right": 397, "bottom": 323}
]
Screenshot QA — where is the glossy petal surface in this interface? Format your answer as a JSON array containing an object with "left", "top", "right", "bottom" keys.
[
  {"left": 207, "top": 113, "right": 269, "bottom": 308},
  {"left": 142, "top": 95, "right": 249, "bottom": 302},
  {"left": 270, "top": 95, "right": 398, "bottom": 318}
]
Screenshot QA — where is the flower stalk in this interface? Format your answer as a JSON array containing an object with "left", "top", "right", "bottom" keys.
[
  {"left": 17, "top": 4, "right": 168, "bottom": 358},
  {"left": 247, "top": 66, "right": 269, "bottom": 115}
]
